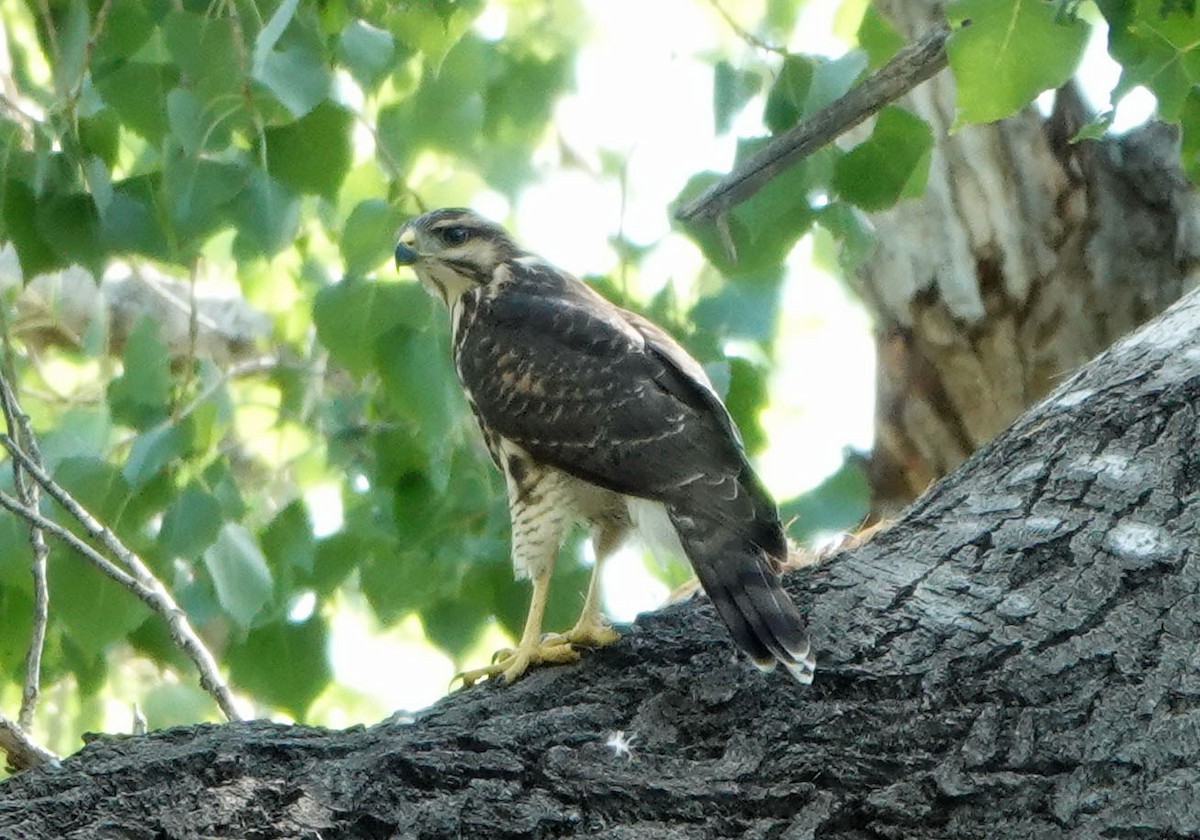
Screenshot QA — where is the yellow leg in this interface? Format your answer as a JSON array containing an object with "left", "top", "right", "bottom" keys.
[
  {"left": 559, "top": 552, "right": 619, "bottom": 648},
  {"left": 454, "top": 571, "right": 579, "bottom": 688}
]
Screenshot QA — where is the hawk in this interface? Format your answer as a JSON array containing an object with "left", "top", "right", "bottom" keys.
[{"left": 394, "top": 208, "right": 815, "bottom": 686}]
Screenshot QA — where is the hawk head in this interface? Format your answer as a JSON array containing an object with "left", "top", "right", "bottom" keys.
[{"left": 395, "top": 208, "right": 523, "bottom": 305}]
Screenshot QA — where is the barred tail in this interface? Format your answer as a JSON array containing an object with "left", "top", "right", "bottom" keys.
[{"left": 669, "top": 509, "right": 815, "bottom": 684}]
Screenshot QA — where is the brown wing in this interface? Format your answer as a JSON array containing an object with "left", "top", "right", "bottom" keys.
[{"left": 456, "top": 265, "right": 783, "bottom": 559}]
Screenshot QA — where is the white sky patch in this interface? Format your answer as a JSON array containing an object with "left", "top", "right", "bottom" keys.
[
  {"left": 473, "top": 4, "right": 508, "bottom": 41},
  {"left": 288, "top": 590, "right": 317, "bottom": 622},
  {"left": 329, "top": 604, "right": 456, "bottom": 712},
  {"left": 758, "top": 235, "right": 875, "bottom": 499},
  {"left": 601, "top": 543, "right": 671, "bottom": 624},
  {"left": 305, "top": 482, "right": 345, "bottom": 537}
]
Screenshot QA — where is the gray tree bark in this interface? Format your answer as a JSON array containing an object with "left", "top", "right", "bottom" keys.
[
  {"left": 2, "top": 288, "right": 1199, "bottom": 838},
  {"left": 861, "top": 1, "right": 1200, "bottom": 517}
]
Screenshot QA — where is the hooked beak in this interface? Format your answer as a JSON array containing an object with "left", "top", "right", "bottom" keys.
[{"left": 394, "top": 241, "right": 420, "bottom": 267}]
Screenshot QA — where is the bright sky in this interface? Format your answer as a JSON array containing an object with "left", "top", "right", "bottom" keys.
[{"left": 321, "top": 2, "right": 1157, "bottom": 716}]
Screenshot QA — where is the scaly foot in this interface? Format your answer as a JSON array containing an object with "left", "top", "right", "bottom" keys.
[
  {"left": 454, "top": 635, "right": 580, "bottom": 687},
  {"left": 556, "top": 617, "right": 620, "bottom": 649}
]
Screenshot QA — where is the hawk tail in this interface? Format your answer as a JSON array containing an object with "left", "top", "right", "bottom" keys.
[{"left": 669, "top": 509, "right": 816, "bottom": 684}]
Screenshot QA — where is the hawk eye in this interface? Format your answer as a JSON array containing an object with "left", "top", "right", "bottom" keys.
[{"left": 440, "top": 226, "right": 470, "bottom": 246}]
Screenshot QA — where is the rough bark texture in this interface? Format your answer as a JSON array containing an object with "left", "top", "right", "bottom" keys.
[
  {"left": 2, "top": 289, "right": 1199, "bottom": 838},
  {"left": 860, "top": 3, "right": 1200, "bottom": 518}
]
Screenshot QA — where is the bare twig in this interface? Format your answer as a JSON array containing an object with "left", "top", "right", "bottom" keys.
[
  {"left": 705, "top": 0, "right": 787, "bottom": 54},
  {"left": 0, "top": 439, "right": 244, "bottom": 722},
  {"left": 675, "top": 22, "right": 952, "bottom": 224},
  {"left": 0, "top": 490, "right": 138, "bottom": 589},
  {"left": 0, "top": 367, "right": 50, "bottom": 732},
  {"left": 0, "top": 711, "right": 59, "bottom": 772}
]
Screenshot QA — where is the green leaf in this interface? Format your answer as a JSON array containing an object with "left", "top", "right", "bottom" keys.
[
  {"left": 420, "top": 597, "right": 486, "bottom": 661},
  {"left": 123, "top": 421, "right": 193, "bottom": 486},
  {"left": 816, "top": 202, "right": 877, "bottom": 273},
  {"left": 252, "top": 0, "right": 300, "bottom": 73},
  {"left": 159, "top": 483, "right": 223, "bottom": 558},
  {"left": 50, "top": 552, "right": 151, "bottom": 658},
  {"left": 1106, "top": 0, "right": 1200, "bottom": 122},
  {"left": 389, "top": 2, "right": 481, "bottom": 72},
  {"left": 1180, "top": 90, "right": 1200, "bottom": 182},
  {"left": 947, "top": 0, "right": 1090, "bottom": 127},
  {"left": 692, "top": 272, "right": 782, "bottom": 343},
  {"left": 55, "top": 0, "right": 91, "bottom": 97},
  {"left": 30, "top": 408, "right": 111, "bottom": 472},
  {"left": 376, "top": 328, "right": 458, "bottom": 450},
  {"left": 832, "top": 106, "right": 933, "bottom": 211},
  {"left": 341, "top": 199, "right": 406, "bottom": 276},
  {"left": 779, "top": 457, "right": 871, "bottom": 542},
  {"left": 264, "top": 101, "right": 353, "bottom": 200},
  {"left": 103, "top": 175, "right": 174, "bottom": 262},
  {"left": 161, "top": 147, "right": 243, "bottom": 244},
  {"left": 230, "top": 170, "right": 300, "bottom": 258},
  {"left": 805, "top": 51, "right": 868, "bottom": 113},
  {"left": 254, "top": 44, "right": 331, "bottom": 119},
  {"left": 338, "top": 20, "right": 395, "bottom": 88},
  {"left": 93, "top": 61, "right": 178, "bottom": 142},
  {"left": 3, "top": 180, "right": 61, "bottom": 278},
  {"left": 361, "top": 545, "right": 447, "bottom": 624},
  {"left": 226, "top": 615, "right": 331, "bottom": 720},
  {"left": 764, "top": 54, "right": 813, "bottom": 134},
  {"left": 714, "top": 61, "right": 761, "bottom": 134},
  {"left": 95, "top": 0, "right": 159, "bottom": 64},
  {"left": 79, "top": 109, "right": 121, "bottom": 167},
  {"left": 36, "top": 193, "right": 105, "bottom": 274},
  {"left": 313, "top": 279, "right": 433, "bottom": 377},
  {"left": 61, "top": 633, "right": 108, "bottom": 697},
  {"left": 203, "top": 523, "right": 274, "bottom": 629},
  {"left": 138, "top": 683, "right": 214, "bottom": 729},
  {"left": 261, "top": 499, "right": 315, "bottom": 578},
  {"left": 724, "top": 357, "right": 770, "bottom": 455},
  {"left": 0, "top": 585, "right": 34, "bottom": 680},
  {"left": 53, "top": 456, "right": 134, "bottom": 524},
  {"left": 201, "top": 457, "right": 247, "bottom": 521},
  {"left": 312, "top": 531, "right": 362, "bottom": 596},
  {"left": 857, "top": 5, "right": 905, "bottom": 68},
  {"left": 107, "top": 317, "right": 172, "bottom": 429},
  {"left": 163, "top": 11, "right": 243, "bottom": 110}
]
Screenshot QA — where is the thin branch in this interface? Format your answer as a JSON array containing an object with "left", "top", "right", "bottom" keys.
[
  {"left": 675, "top": 22, "right": 952, "bottom": 224},
  {"left": 0, "top": 711, "right": 59, "bottom": 772},
  {"left": 0, "top": 490, "right": 139, "bottom": 590},
  {"left": 0, "top": 372, "right": 51, "bottom": 732},
  {"left": 0, "top": 439, "right": 244, "bottom": 722},
  {"left": 705, "top": 0, "right": 787, "bottom": 54}
]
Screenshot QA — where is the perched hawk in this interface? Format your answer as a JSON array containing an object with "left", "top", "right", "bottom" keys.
[{"left": 394, "top": 209, "right": 815, "bottom": 686}]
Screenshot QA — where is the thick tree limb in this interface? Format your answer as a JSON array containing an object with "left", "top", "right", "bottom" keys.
[
  {"left": 2, "top": 289, "right": 1199, "bottom": 836},
  {"left": 0, "top": 714, "right": 58, "bottom": 774},
  {"left": 675, "top": 23, "right": 951, "bottom": 223}
]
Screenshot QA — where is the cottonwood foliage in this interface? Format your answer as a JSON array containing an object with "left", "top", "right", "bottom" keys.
[{"left": 0, "top": 0, "right": 1190, "bottom": 756}]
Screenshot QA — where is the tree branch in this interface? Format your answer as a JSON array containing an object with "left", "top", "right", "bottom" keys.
[
  {"left": 0, "top": 437, "right": 244, "bottom": 723},
  {"left": 674, "top": 22, "right": 951, "bottom": 223},
  {"left": 0, "top": 712, "right": 58, "bottom": 773},
  {"left": 0, "top": 371, "right": 50, "bottom": 732}
]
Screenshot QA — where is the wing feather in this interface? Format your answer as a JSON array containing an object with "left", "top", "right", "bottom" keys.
[{"left": 458, "top": 263, "right": 782, "bottom": 557}]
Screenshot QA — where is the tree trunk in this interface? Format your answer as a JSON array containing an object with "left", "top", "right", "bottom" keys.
[
  {"left": 861, "top": 1, "right": 1200, "bottom": 518},
  {"left": 3, "top": 288, "right": 1199, "bottom": 838}
]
